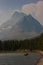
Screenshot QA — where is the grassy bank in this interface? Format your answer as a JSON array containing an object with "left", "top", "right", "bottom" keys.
[{"left": 0, "top": 49, "right": 42, "bottom": 53}]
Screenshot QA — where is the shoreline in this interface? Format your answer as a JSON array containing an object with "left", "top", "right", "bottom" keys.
[
  {"left": 35, "top": 55, "right": 42, "bottom": 65},
  {"left": 36, "top": 51, "right": 43, "bottom": 65},
  {"left": 0, "top": 49, "right": 43, "bottom": 54},
  {"left": 0, "top": 49, "right": 43, "bottom": 53},
  {"left": 36, "top": 56, "right": 43, "bottom": 65}
]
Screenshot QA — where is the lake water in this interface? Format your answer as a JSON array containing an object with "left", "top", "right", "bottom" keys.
[{"left": 0, "top": 53, "right": 41, "bottom": 65}]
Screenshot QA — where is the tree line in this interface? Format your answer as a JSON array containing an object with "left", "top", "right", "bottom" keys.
[{"left": 0, "top": 33, "right": 43, "bottom": 52}]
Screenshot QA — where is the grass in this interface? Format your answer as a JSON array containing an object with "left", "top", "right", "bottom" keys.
[{"left": 0, "top": 49, "right": 43, "bottom": 53}]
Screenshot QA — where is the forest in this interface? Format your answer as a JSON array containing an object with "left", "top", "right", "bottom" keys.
[{"left": 0, "top": 33, "right": 43, "bottom": 52}]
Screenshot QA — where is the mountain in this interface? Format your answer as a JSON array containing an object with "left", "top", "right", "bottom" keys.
[
  {"left": 0, "top": 11, "right": 43, "bottom": 40},
  {"left": 1, "top": 11, "right": 26, "bottom": 28}
]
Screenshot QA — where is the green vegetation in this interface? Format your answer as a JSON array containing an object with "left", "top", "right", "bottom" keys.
[{"left": 0, "top": 33, "right": 43, "bottom": 52}]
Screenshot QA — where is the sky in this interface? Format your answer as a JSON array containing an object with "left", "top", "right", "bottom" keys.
[
  {"left": 0, "top": 0, "right": 42, "bottom": 10},
  {"left": 0, "top": 0, "right": 43, "bottom": 25}
]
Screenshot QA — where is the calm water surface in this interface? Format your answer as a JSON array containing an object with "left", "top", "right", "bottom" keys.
[{"left": 0, "top": 53, "right": 41, "bottom": 65}]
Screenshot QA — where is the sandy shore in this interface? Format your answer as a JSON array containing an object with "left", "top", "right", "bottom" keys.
[{"left": 36, "top": 51, "right": 43, "bottom": 65}]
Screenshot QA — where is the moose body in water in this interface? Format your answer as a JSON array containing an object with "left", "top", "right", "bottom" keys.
[{"left": 24, "top": 53, "right": 28, "bottom": 56}]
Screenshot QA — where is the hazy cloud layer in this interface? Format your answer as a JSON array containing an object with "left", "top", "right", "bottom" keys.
[
  {"left": 21, "top": 1, "right": 43, "bottom": 25},
  {"left": 0, "top": 10, "right": 14, "bottom": 25}
]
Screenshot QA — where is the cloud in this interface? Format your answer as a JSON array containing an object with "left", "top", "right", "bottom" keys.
[
  {"left": 0, "top": 9, "right": 21, "bottom": 25},
  {"left": 21, "top": 1, "right": 43, "bottom": 25},
  {"left": 0, "top": 9, "right": 15, "bottom": 25}
]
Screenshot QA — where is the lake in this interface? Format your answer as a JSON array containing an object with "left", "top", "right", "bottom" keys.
[{"left": 0, "top": 53, "right": 41, "bottom": 65}]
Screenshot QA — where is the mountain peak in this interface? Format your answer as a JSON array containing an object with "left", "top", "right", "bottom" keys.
[
  {"left": 27, "top": 14, "right": 34, "bottom": 18},
  {"left": 14, "top": 11, "right": 20, "bottom": 14},
  {"left": 28, "top": 14, "right": 32, "bottom": 17},
  {"left": 12, "top": 11, "right": 26, "bottom": 18}
]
